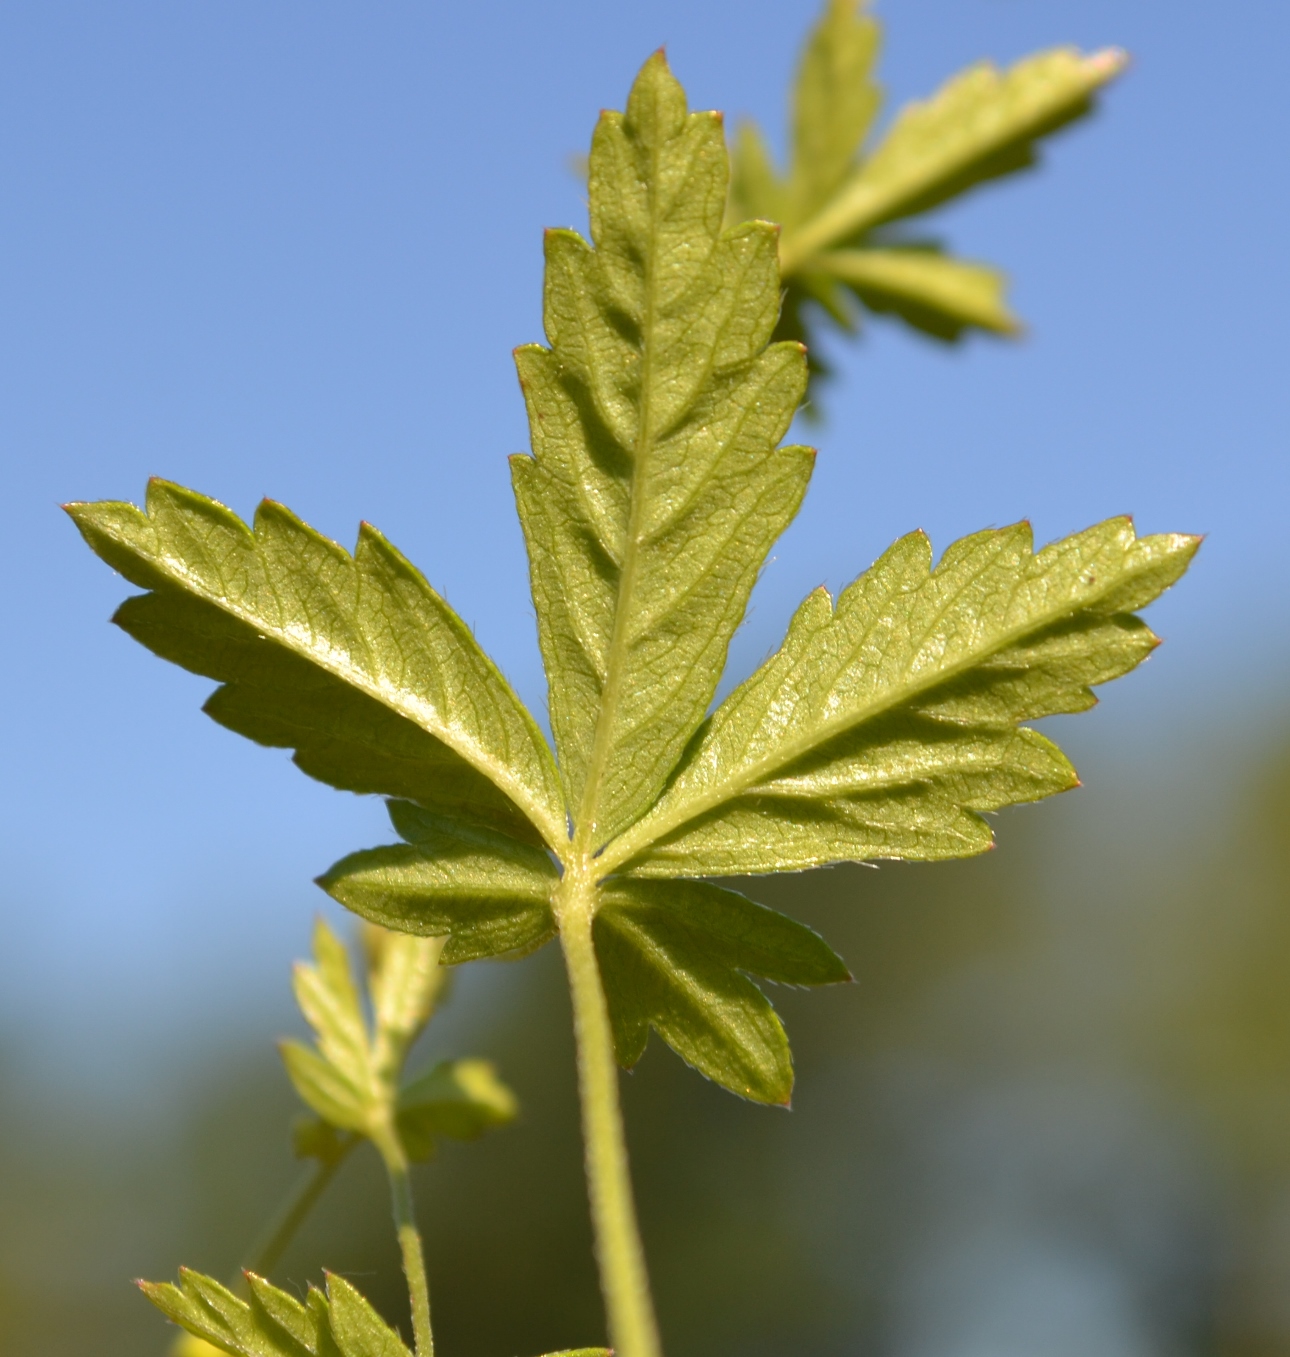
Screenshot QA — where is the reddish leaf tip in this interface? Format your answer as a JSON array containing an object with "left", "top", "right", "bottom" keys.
[{"left": 1089, "top": 47, "right": 1130, "bottom": 78}]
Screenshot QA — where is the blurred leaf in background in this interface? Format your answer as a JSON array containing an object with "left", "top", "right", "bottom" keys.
[{"left": 729, "top": 0, "right": 1125, "bottom": 396}]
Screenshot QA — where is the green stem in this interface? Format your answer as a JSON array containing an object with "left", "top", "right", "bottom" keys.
[
  {"left": 557, "top": 871, "right": 662, "bottom": 1357},
  {"left": 243, "top": 1135, "right": 358, "bottom": 1279},
  {"left": 375, "top": 1128, "right": 434, "bottom": 1357}
]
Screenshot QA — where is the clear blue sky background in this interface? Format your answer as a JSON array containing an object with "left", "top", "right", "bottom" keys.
[{"left": 1, "top": 0, "right": 1286, "bottom": 1090}]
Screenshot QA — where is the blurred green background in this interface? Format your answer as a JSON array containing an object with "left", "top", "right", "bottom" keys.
[{"left": 7, "top": 714, "right": 1290, "bottom": 1356}]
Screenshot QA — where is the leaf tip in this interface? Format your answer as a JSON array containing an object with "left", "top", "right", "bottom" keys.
[{"left": 1088, "top": 47, "right": 1130, "bottom": 80}]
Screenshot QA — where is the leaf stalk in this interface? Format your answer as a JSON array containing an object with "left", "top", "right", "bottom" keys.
[
  {"left": 556, "top": 863, "right": 662, "bottom": 1357},
  {"left": 243, "top": 1134, "right": 359, "bottom": 1279},
  {"left": 373, "top": 1125, "right": 435, "bottom": 1357}
]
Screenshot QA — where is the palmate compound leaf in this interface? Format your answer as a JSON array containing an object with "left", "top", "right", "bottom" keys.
[
  {"left": 792, "top": 43, "right": 1128, "bottom": 249},
  {"left": 65, "top": 480, "right": 566, "bottom": 850},
  {"left": 600, "top": 518, "right": 1200, "bottom": 878},
  {"left": 510, "top": 51, "right": 814, "bottom": 849},
  {"left": 729, "top": 0, "right": 1122, "bottom": 381},
  {"left": 141, "top": 1267, "right": 410, "bottom": 1357}
]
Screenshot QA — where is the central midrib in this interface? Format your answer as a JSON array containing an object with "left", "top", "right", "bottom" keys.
[{"left": 574, "top": 122, "right": 667, "bottom": 856}]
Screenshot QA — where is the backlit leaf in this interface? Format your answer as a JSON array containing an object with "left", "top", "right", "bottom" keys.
[
  {"left": 820, "top": 247, "right": 1018, "bottom": 341},
  {"left": 141, "top": 1269, "right": 409, "bottom": 1357},
  {"left": 280, "top": 1040, "right": 370, "bottom": 1134},
  {"left": 785, "top": 46, "right": 1127, "bottom": 260},
  {"left": 594, "top": 879, "right": 849, "bottom": 1103},
  {"left": 141, "top": 1268, "right": 325, "bottom": 1357},
  {"left": 728, "top": 0, "right": 1124, "bottom": 386},
  {"left": 319, "top": 801, "right": 559, "bottom": 964},
  {"left": 294, "top": 920, "right": 370, "bottom": 1095},
  {"left": 511, "top": 52, "right": 814, "bottom": 848},
  {"left": 365, "top": 928, "right": 449, "bottom": 1078},
  {"left": 604, "top": 519, "right": 1198, "bottom": 877},
  {"left": 788, "top": 0, "right": 881, "bottom": 221},
  {"left": 66, "top": 481, "right": 565, "bottom": 849}
]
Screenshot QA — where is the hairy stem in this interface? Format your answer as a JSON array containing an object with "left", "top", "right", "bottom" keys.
[
  {"left": 374, "top": 1128, "right": 434, "bottom": 1357},
  {"left": 557, "top": 869, "right": 662, "bottom": 1357},
  {"left": 243, "top": 1134, "right": 358, "bottom": 1279}
]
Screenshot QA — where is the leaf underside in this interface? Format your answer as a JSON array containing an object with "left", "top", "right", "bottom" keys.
[
  {"left": 66, "top": 481, "right": 565, "bottom": 850},
  {"left": 511, "top": 51, "right": 814, "bottom": 849},
  {"left": 609, "top": 517, "right": 1199, "bottom": 876},
  {"left": 595, "top": 878, "right": 849, "bottom": 1104},
  {"left": 320, "top": 800, "right": 559, "bottom": 964}
]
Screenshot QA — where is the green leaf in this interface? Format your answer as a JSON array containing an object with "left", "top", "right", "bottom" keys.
[
  {"left": 727, "top": 1, "right": 1125, "bottom": 389},
  {"left": 787, "top": 0, "right": 881, "bottom": 222},
  {"left": 728, "top": 0, "right": 880, "bottom": 232},
  {"left": 729, "top": 121, "right": 789, "bottom": 227},
  {"left": 280, "top": 910, "right": 518, "bottom": 1167},
  {"left": 324, "top": 1275, "right": 411, "bottom": 1357},
  {"left": 280, "top": 1040, "right": 370, "bottom": 1134},
  {"left": 594, "top": 879, "right": 849, "bottom": 1104},
  {"left": 319, "top": 801, "right": 559, "bottom": 963},
  {"left": 604, "top": 518, "right": 1199, "bottom": 877},
  {"left": 141, "top": 1270, "right": 409, "bottom": 1357},
  {"left": 820, "top": 247, "right": 1018, "bottom": 341},
  {"left": 511, "top": 51, "right": 814, "bottom": 848},
  {"left": 365, "top": 928, "right": 448, "bottom": 1078},
  {"left": 781, "top": 45, "right": 1127, "bottom": 267},
  {"left": 294, "top": 919, "right": 371, "bottom": 1096},
  {"left": 66, "top": 481, "right": 565, "bottom": 849},
  {"left": 140, "top": 1268, "right": 324, "bottom": 1357},
  {"left": 246, "top": 1275, "right": 324, "bottom": 1355},
  {"left": 396, "top": 1058, "right": 519, "bottom": 1160},
  {"left": 538, "top": 1351, "right": 613, "bottom": 1356}
]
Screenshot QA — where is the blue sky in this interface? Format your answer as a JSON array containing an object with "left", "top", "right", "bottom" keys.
[{"left": 1, "top": 0, "right": 1286, "bottom": 1086}]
